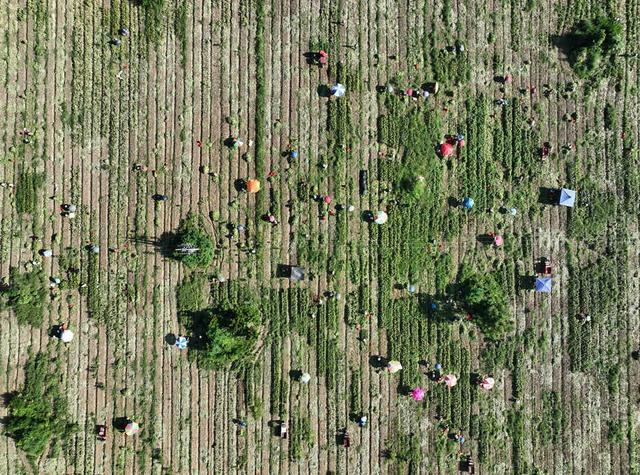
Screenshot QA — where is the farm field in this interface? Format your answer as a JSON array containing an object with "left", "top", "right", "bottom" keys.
[{"left": 0, "top": 0, "right": 640, "bottom": 473}]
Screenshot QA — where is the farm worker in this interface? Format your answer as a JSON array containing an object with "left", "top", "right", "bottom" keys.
[
  {"left": 289, "top": 149, "right": 299, "bottom": 159},
  {"left": 236, "top": 419, "right": 248, "bottom": 428},
  {"left": 386, "top": 84, "right": 395, "bottom": 94},
  {"left": 153, "top": 194, "right": 168, "bottom": 202},
  {"left": 323, "top": 195, "right": 332, "bottom": 205},
  {"left": 386, "top": 360, "right": 402, "bottom": 373},
  {"left": 110, "top": 38, "right": 121, "bottom": 47},
  {"left": 267, "top": 214, "right": 278, "bottom": 225},
  {"left": 119, "top": 27, "right": 130, "bottom": 36},
  {"left": 455, "top": 432, "right": 465, "bottom": 445},
  {"left": 358, "top": 415, "right": 367, "bottom": 427},
  {"left": 40, "top": 249, "right": 53, "bottom": 257},
  {"left": 503, "top": 74, "right": 513, "bottom": 84},
  {"left": 317, "top": 50, "right": 328, "bottom": 66},
  {"left": 509, "top": 207, "right": 517, "bottom": 216},
  {"left": 300, "top": 372, "right": 311, "bottom": 384},
  {"left": 89, "top": 244, "right": 100, "bottom": 254}
]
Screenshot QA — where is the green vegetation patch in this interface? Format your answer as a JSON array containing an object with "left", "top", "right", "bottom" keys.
[
  {"left": 15, "top": 170, "right": 45, "bottom": 214},
  {"left": 173, "top": 213, "right": 214, "bottom": 269},
  {"left": 139, "top": 0, "right": 166, "bottom": 44},
  {"left": 4, "top": 354, "right": 77, "bottom": 458},
  {"left": 1, "top": 268, "right": 48, "bottom": 326}
]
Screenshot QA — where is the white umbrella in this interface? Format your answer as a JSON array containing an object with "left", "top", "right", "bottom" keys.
[
  {"left": 386, "top": 360, "right": 402, "bottom": 374},
  {"left": 331, "top": 83, "right": 346, "bottom": 97},
  {"left": 300, "top": 372, "right": 311, "bottom": 384},
  {"left": 480, "top": 377, "right": 495, "bottom": 390},
  {"left": 175, "top": 336, "right": 189, "bottom": 350},
  {"left": 443, "top": 374, "right": 458, "bottom": 388},
  {"left": 60, "top": 330, "right": 74, "bottom": 343},
  {"left": 124, "top": 422, "right": 140, "bottom": 436},
  {"left": 374, "top": 210, "right": 388, "bottom": 225}
]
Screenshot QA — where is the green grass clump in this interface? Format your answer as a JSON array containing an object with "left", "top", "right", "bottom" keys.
[
  {"left": 176, "top": 272, "right": 208, "bottom": 317},
  {"left": 15, "top": 170, "right": 45, "bottom": 214},
  {"left": 564, "top": 16, "right": 623, "bottom": 79},
  {"left": 139, "top": 0, "right": 165, "bottom": 44},
  {"left": 173, "top": 213, "right": 214, "bottom": 269},
  {"left": 458, "top": 267, "right": 514, "bottom": 340},
  {"left": 1, "top": 268, "right": 48, "bottom": 326},
  {"left": 4, "top": 354, "right": 77, "bottom": 458}
]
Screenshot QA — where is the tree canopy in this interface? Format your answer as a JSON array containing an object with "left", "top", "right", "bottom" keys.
[
  {"left": 1, "top": 268, "right": 48, "bottom": 326},
  {"left": 4, "top": 354, "right": 77, "bottom": 458},
  {"left": 458, "top": 268, "right": 514, "bottom": 340},
  {"left": 564, "top": 16, "right": 623, "bottom": 79},
  {"left": 193, "top": 294, "right": 262, "bottom": 370},
  {"left": 172, "top": 213, "right": 215, "bottom": 269}
]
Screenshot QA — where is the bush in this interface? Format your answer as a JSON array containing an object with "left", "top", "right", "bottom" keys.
[
  {"left": 15, "top": 170, "right": 45, "bottom": 214},
  {"left": 565, "top": 16, "right": 623, "bottom": 79},
  {"left": 1, "top": 268, "right": 48, "bottom": 326},
  {"left": 4, "top": 354, "right": 77, "bottom": 458},
  {"left": 399, "top": 174, "right": 427, "bottom": 202},
  {"left": 173, "top": 213, "right": 214, "bottom": 269},
  {"left": 458, "top": 267, "right": 514, "bottom": 340},
  {"left": 194, "top": 294, "right": 261, "bottom": 369}
]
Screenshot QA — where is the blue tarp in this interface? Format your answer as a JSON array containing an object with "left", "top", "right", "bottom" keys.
[
  {"left": 559, "top": 188, "right": 576, "bottom": 207},
  {"left": 535, "top": 277, "right": 552, "bottom": 293}
]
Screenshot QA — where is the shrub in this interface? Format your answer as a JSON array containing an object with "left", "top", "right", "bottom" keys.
[
  {"left": 4, "top": 354, "right": 77, "bottom": 458},
  {"left": 1, "top": 268, "right": 48, "bottom": 326},
  {"left": 564, "top": 16, "right": 623, "bottom": 79},
  {"left": 458, "top": 267, "right": 514, "bottom": 340},
  {"left": 399, "top": 174, "right": 427, "bottom": 202},
  {"left": 194, "top": 294, "right": 261, "bottom": 369},
  {"left": 15, "top": 170, "right": 45, "bottom": 214},
  {"left": 173, "top": 213, "right": 214, "bottom": 269}
]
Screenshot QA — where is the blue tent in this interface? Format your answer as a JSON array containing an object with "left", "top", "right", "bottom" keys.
[
  {"left": 462, "top": 197, "right": 474, "bottom": 209},
  {"left": 535, "top": 277, "right": 552, "bottom": 293},
  {"left": 559, "top": 188, "right": 576, "bottom": 207}
]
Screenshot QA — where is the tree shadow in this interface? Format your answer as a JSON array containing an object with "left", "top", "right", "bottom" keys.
[
  {"left": 129, "top": 231, "right": 177, "bottom": 258},
  {"left": 538, "top": 187, "right": 560, "bottom": 205}
]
